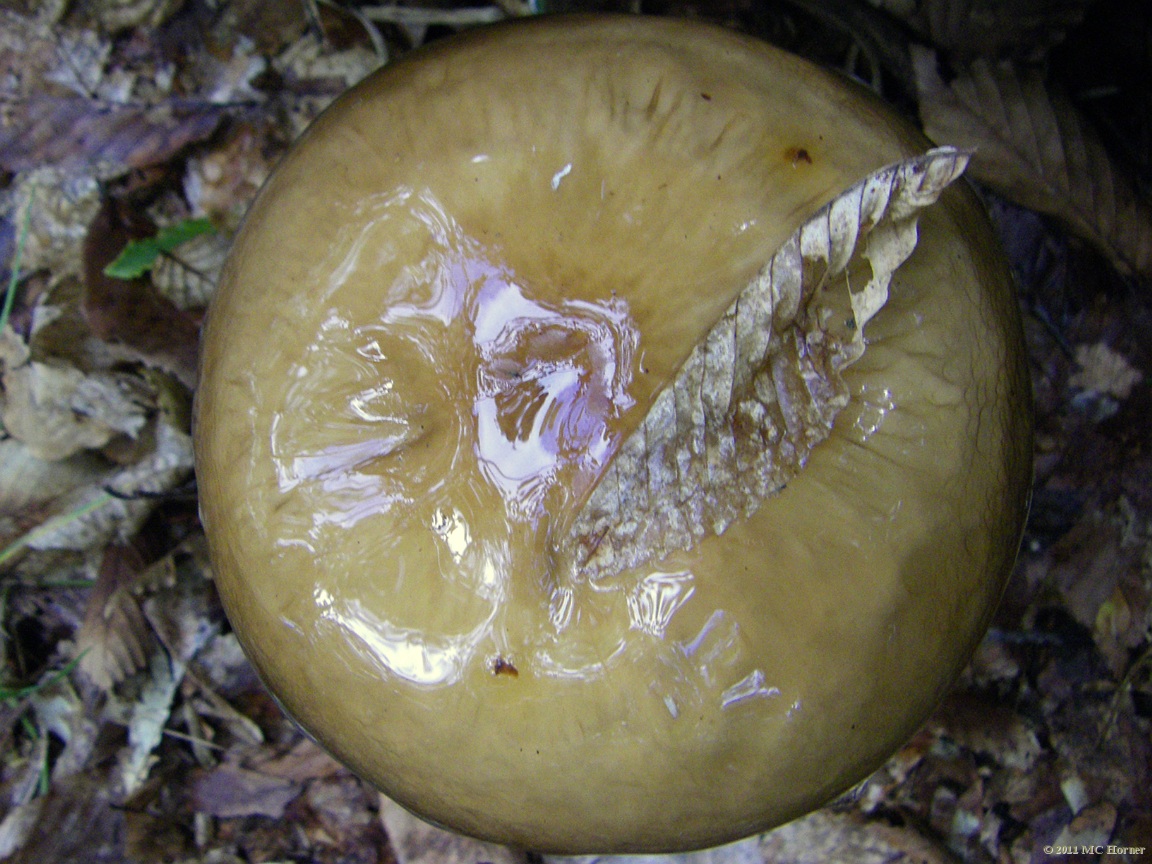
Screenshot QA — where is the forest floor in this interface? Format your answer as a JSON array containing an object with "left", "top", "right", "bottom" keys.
[{"left": 0, "top": 1, "right": 1150, "bottom": 863}]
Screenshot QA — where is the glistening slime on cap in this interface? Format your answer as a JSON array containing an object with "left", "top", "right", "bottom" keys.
[{"left": 194, "top": 14, "right": 1032, "bottom": 855}]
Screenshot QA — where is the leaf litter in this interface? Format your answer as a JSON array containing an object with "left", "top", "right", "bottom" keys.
[
  {"left": 913, "top": 44, "right": 1152, "bottom": 280},
  {"left": 1, "top": 1, "right": 1151, "bottom": 863}
]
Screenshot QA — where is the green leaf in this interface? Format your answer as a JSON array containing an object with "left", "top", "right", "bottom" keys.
[{"left": 103, "top": 217, "right": 216, "bottom": 280}]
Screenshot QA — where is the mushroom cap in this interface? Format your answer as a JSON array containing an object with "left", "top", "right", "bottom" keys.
[{"left": 195, "top": 14, "right": 1032, "bottom": 854}]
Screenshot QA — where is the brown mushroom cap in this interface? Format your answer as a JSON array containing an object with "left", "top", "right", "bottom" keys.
[{"left": 195, "top": 14, "right": 1032, "bottom": 854}]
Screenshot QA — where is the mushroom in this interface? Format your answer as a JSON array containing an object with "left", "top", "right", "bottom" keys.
[{"left": 194, "top": 14, "right": 1031, "bottom": 855}]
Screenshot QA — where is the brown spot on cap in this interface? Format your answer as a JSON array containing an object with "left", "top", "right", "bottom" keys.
[
  {"left": 785, "top": 146, "right": 812, "bottom": 167},
  {"left": 492, "top": 656, "right": 519, "bottom": 677}
]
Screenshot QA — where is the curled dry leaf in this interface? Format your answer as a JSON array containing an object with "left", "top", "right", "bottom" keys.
[
  {"left": 913, "top": 46, "right": 1152, "bottom": 280},
  {"left": 0, "top": 358, "right": 152, "bottom": 461},
  {"left": 564, "top": 148, "right": 969, "bottom": 582}
]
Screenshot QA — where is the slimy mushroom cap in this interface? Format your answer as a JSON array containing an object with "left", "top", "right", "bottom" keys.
[{"left": 195, "top": 15, "right": 1032, "bottom": 854}]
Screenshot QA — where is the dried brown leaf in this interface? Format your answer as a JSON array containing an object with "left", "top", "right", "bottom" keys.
[
  {"left": 754, "top": 809, "right": 959, "bottom": 864},
  {"left": 75, "top": 543, "right": 154, "bottom": 690},
  {"left": 0, "top": 438, "right": 106, "bottom": 517},
  {"left": 0, "top": 95, "right": 227, "bottom": 178},
  {"left": 185, "top": 664, "right": 266, "bottom": 746},
  {"left": 82, "top": 198, "right": 201, "bottom": 387},
  {"left": 379, "top": 795, "right": 529, "bottom": 864},
  {"left": 882, "top": 0, "right": 1094, "bottom": 60},
  {"left": 150, "top": 231, "right": 229, "bottom": 311},
  {"left": 256, "top": 737, "right": 344, "bottom": 782},
  {"left": 1051, "top": 802, "right": 1117, "bottom": 852},
  {"left": 0, "top": 360, "right": 151, "bottom": 460},
  {"left": 0, "top": 10, "right": 109, "bottom": 101},
  {"left": 74, "top": 0, "right": 186, "bottom": 32},
  {"left": 192, "top": 763, "right": 303, "bottom": 819},
  {"left": 913, "top": 46, "right": 1152, "bottom": 280},
  {"left": 564, "top": 149, "right": 969, "bottom": 582},
  {"left": 0, "top": 8, "right": 220, "bottom": 176},
  {"left": 4, "top": 768, "right": 124, "bottom": 864},
  {"left": 24, "top": 419, "right": 194, "bottom": 555}
]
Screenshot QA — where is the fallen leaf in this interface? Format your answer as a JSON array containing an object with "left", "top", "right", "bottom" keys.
[
  {"left": 82, "top": 198, "right": 201, "bottom": 387},
  {"left": 73, "top": 544, "right": 161, "bottom": 691},
  {"left": 931, "top": 694, "right": 1042, "bottom": 771},
  {"left": 1069, "top": 343, "right": 1143, "bottom": 399},
  {"left": 183, "top": 120, "right": 279, "bottom": 227},
  {"left": 72, "top": 0, "right": 186, "bottom": 32},
  {"left": 1051, "top": 801, "right": 1117, "bottom": 851},
  {"left": 256, "top": 737, "right": 344, "bottom": 782},
  {"left": 184, "top": 665, "right": 266, "bottom": 748},
  {"left": 379, "top": 795, "right": 528, "bottom": 864},
  {"left": 0, "top": 95, "right": 228, "bottom": 178},
  {"left": 0, "top": 358, "right": 152, "bottom": 461},
  {"left": 5, "top": 171, "right": 104, "bottom": 283},
  {"left": 913, "top": 46, "right": 1152, "bottom": 280},
  {"left": 150, "top": 229, "right": 229, "bottom": 310},
  {"left": 23, "top": 418, "right": 194, "bottom": 555},
  {"left": 0, "top": 9, "right": 110, "bottom": 102},
  {"left": 886, "top": 0, "right": 1094, "bottom": 60},
  {"left": 304, "top": 774, "right": 390, "bottom": 859},
  {"left": 0, "top": 796, "right": 44, "bottom": 861},
  {"left": 565, "top": 148, "right": 969, "bottom": 582},
  {"left": 754, "top": 809, "right": 959, "bottom": 864},
  {"left": 115, "top": 648, "right": 183, "bottom": 798},
  {"left": 192, "top": 763, "right": 302, "bottom": 819},
  {"left": 3, "top": 768, "right": 124, "bottom": 864},
  {"left": 0, "top": 438, "right": 106, "bottom": 518}
]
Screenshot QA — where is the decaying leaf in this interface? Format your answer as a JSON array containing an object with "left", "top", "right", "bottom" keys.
[
  {"left": 755, "top": 809, "right": 960, "bottom": 864},
  {"left": 22, "top": 419, "right": 195, "bottom": 555},
  {"left": 116, "top": 649, "right": 183, "bottom": 797},
  {"left": 192, "top": 763, "right": 303, "bottom": 819},
  {"left": 879, "top": 0, "right": 1093, "bottom": 61},
  {"left": 913, "top": 46, "right": 1152, "bottom": 280},
  {"left": 0, "top": 438, "right": 106, "bottom": 518},
  {"left": 3, "top": 171, "right": 102, "bottom": 287},
  {"left": 115, "top": 563, "right": 220, "bottom": 798},
  {"left": 0, "top": 355, "right": 152, "bottom": 461},
  {"left": 150, "top": 229, "right": 230, "bottom": 310},
  {"left": 72, "top": 0, "right": 187, "bottom": 33},
  {"left": 83, "top": 199, "right": 202, "bottom": 387},
  {"left": 0, "top": 95, "right": 227, "bottom": 179},
  {"left": 0, "top": 9, "right": 110, "bottom": 103},
  {"left": 565, "top": 148, "right": 969, "bottom": 582},
  {"left": 379, "top": 795, "right": 529, "bottom": 864},
  {"left": 75, "top": 544, "right": 156, "bottom": 691},
  {"left": 1069, "top": 342, "right": 1143, "bottom": 400}
]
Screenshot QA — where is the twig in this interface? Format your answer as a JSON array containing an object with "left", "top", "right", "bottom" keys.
[{"left": 360, "top": 4, "right": 507, "bottom": 29}]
